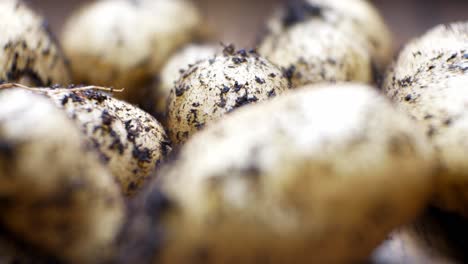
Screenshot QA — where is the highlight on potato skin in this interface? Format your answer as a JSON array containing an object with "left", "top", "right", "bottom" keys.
[
  {"left": 146, "top": 84, "right": 435, "bottom": 264},
  {"left": 383, "top": 22, "right": 468, "bottom": 217},
  {"left": 166, "top": 45, "right": 290, "bottom": 145},
  {"left": 0, "top": 89, "right": 124, "bottom": 264},
  {"left": 0, "top": 0, "right": 70, "bottom": 86},
  {"left": 61, "top": 0, "right": 203, "bottom": 104}
]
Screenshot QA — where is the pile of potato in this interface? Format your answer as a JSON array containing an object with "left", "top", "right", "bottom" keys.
[{"left": 0, "top": 0, "right": 467, "bottom": 263}]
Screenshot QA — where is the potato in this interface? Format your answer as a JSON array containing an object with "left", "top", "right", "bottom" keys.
[
  {"left": 156, "top": 44, "right": 220, "bottom": 117},
  {"left": 257, "top": 0, "right": 391, "bottom": 88},
  {"left": 0, "top": 0, "right": 70, "bottom": 86},
  {"left": 167, "top": 45, "right": 290, "bottom": 144},
  {"left": 62, "top": 0, "right": 203, "bottom": 104},
  {"left": 30, "top": 87, "right": 171, "bottom": 195},
  {"left": 259, "top": 20, "right": 372, "bottom": 88},
  {"left": 0, "top": 89, "right": 124, "bottom": 263},
  {"left": 266, "top": 0, "right": 392, "bottom": 64},
  {"left": 383, "top": 22, "right": 468, "bottom": 216},
  {"left": 152, "top": 84, "right": 435, "bottom": 263}
]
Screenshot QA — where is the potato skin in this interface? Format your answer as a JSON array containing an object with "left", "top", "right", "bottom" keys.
[
  {"left": 260, "top": 0, "right": 392, "bottom": 71},
  {"left": 0, "top": 89, "right": 124, "bottom": 263},
  {"left": 0, "top": 0, "right": 70, "bottom": 86},
  {"left": 32, "top": 88, "right": 171, "bottom": 195},
  {"left": 156, "top": 44, "right": 219, "bottom": 116},
  {"left": 383, "top": 22, "right": 468, "bottom": 216},
  {"left": 62, "top": 0, "right": 202, "bottom": 104},
  {"left": 167, "top": 47, "right": 290, "bottom": 144},
  {"left": 258, "top": 0, "right": 392, "bottom": 87},
  {"left": 156, "top": 84, "right": 434, "bottom": 263},
  {"left": 259, "top": 20, "right": 372, "bottom": 87}
]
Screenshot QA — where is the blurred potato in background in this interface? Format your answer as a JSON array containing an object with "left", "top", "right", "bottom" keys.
[{"left": 30, "top": 0, "right": 468, "bottom": 49}]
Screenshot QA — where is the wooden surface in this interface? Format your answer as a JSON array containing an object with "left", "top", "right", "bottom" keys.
[{"left": 25, "top": 0, "right": 468, "bottom": 263}]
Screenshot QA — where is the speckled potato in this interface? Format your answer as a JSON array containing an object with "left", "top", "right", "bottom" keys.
[
  {"left": 62, "top": 0, "right": 203, "bottom": 104},
  {"left": 259, "top": 20, "right": 372, "bottom": 87},
  {"left": 0, "top": 89, "right": 124, "bottom": 263},
  {"left": 153, "top": 84, "right": 435, "bottom": 264},
  {"left": 167, "top": 46, "right": 290, "bottom": 144},
  {"left": 0, "top": 0, "right": 70, "bottom": 86},
  {"left": 261, "top": 0, "right": 392, "bottom": 71},
  {"left": 34, "top": 87, "right": 171, "bottom": 195},
  {"left": 156, "top": 44, "right": 220, "bottom": 116},
  {"left": 383, "top": 22, "right": 468, "bottom": 216}
]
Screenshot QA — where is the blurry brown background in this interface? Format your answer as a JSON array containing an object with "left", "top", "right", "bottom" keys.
[{"left": 28, "top": 0, "right": 468, "bottom": 51}]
